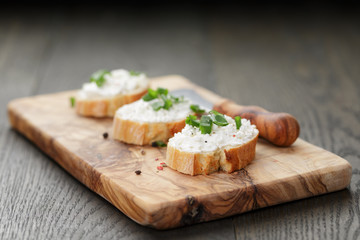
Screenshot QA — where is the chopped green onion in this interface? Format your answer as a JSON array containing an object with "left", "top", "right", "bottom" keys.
[
  {"left": 190, "top": 104, "right": 205, "bottom": 114},
  {"left": 209, "top": 110, "right": 221, "bottom": 115},
  {"left": 171, "top": 95, "right": 184, "bottom": 103},
  {"left": 159, "top": 94, "right": 167, "bottom": 102},
  {"left": 159, "top": 94, "right": 172, "bottom": 110},
  {"left": 185, "top": 115, "right": 200, "bottom": 127},
  {"left": 143, "top": 87, "right": 184, "bottom": 111},
  {"left": 142, "top": 88, "right": 158, "bottom": 101},
  {"left": 235, "top": 116, "right": 242, "bottom": 130},
  {"left": 212, "top": 114, "right": 228, "bottom": 126},
  {"left": 70, "top": 97, "right": 76, "bottom": 107},
  {"left": 199, "top": 115, "right": 213, "bottom": 134},
  {"left": 170, "top": 95, "right": 178, "bottom": 102},
  {"left": 142, "top": 94, "right": 155, "bottom": 101},
  {"left": 151, "top": 101, "right": 164, "bottom": 111},
  {"left": 90, "top": 69, "right": 109, "bottom": 87},
  {"left": 152, "top": 141, "right": 167, "bottom": 147},
  {"left": 209, "top": 110, "right": 228, "bottom": 126},
  {"left": 148, "top": 88, "right": 158, "bottom": 98},
  {"left": 163, "top": 99, "right": 173, "bottom": 110},
  {"left": 157, "top": 87, "right": 168, "bottom": 96},
  {"left": 129, "top": 70, "right": 142, "bottom": 76}
]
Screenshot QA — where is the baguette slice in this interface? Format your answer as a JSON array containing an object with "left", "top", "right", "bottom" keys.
[
  {"left": 76, "top": 87, "right": 148, "bottom": 117},
  {"left": 113, "top": 117, "right": 186, "bottom": 145},
  {"left": 166, "top": 116, "right": 259, "bottom": 175},
  {"left": 112, "top": 97, "right": 192, "bottom": 145},
  {"left": 76, "top": 69, "right": 149, "bottom": 117}
]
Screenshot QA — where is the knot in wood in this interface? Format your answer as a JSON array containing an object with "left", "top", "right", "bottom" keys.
[{"left": 186, "top": 195, "right": 195, "bottom": 206}]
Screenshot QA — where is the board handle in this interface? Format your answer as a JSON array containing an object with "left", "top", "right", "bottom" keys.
[{"left": 213, "top": 100, "right": 300, "bottom": 147}]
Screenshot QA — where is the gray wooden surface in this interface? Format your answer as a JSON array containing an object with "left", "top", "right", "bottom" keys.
[{"left": 1, "top": 4, "right": 359, "bottom": 240}]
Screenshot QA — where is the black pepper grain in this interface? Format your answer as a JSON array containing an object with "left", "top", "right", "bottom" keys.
[
  {"left": 141, "top": 149, "right": 146, "bottom": 155},
  {"left": 135, "top": 170, "right": 141, "bottom": 175},
  {"left": 205, "top": 141, "right": 207, "bottom": 143},
  {"left": 103, "top": 132, "right": 108, "bottom": 139}
]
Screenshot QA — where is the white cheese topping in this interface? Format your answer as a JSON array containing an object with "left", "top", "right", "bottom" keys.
[
  {"left": 168, "top": 116, "right": 259, "bottom": 153},
  {"left": 77, "top": 69, "right": 148, "bottom": 99},
  {"left": 115, "top": 98, "right": 193, "bottom": 123}
]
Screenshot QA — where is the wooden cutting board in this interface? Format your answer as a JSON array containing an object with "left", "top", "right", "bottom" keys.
[{"left": 7, "top": 75, "right": 352, "bottom": 230}]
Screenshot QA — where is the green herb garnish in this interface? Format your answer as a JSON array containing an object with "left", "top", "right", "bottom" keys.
[
  {"left": 90, "top": 69, "right": 110, "bottom": 87},
  {"left": 190, "top": 104, "right": 205, "bottom": 114},
  {"left": 70, "top": 97, "right": 76, "bottom": 107},
  {"left": 157, "top": 88, "right": 168, "bottom": 96},
  {"left": 171, "top": 95, "right": 184, "bottom": 103},
  {"left": 209, "top": 110, "right": 229, "bottom": 126},
  {"left": 129, "top": 70, "right": 142, "bottom": 76},
  {"left": 185, "top": 115, "right": 200, "bottom": 127},
  {"left": 158, "top": 94, "right": 172, "bottom": 110},
  {"left": 151, "top": 101, "right": 164, "bottom": 111},
  {"left": 199, "top": 115, "right": 213, "bottom": 134},
  {"left": 152, "top": 141, "right": 167, "bottom": 147},
  {"left": 209, "top": 110, "right": 221, "bottom": 115},
  {"left": 163, "top": 99, "right": 173, "bottom": 110},
  {"left": 212, "top": 114, "right": 228, "bottom": 126},
  {"left": 185, "top": 110, "right": 231, "bottom": 134},
  {"left": 142, "top": 88, "right": 158, "bottom": 101},
  {"left": 142, "top": 94, "right": 155, "bottom": 101},
  {"left": 235, "top": 116, "right": 242, "bottom": 130},
  {"left": 142, "top": 87, "right": 184, "bottom": 111}
]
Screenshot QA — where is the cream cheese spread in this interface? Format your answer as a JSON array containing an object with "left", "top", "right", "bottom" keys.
[
  {"left": 115, "top": 98, "right": 193, "bottom": 123},
  {"left": 168, "top": 116, "right": 259, "bottom": 153},
  {"left": 77, "top": 69, "right": 148, "bottom": 99}
]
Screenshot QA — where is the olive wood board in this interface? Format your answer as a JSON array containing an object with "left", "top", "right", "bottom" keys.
[{"left": 7, "top": 75, "right": 352, "bottom": 230}]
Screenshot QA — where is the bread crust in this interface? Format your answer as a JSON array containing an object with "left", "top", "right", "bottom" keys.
[
  {"left": 166, "top": 133, "right": 259, "bottom": 175},
  {"left": 112, "top": 115, "right": 186, "bottom": 145},
  {"left": 76, "top": 87, "right": 148, "bottom": 117}
]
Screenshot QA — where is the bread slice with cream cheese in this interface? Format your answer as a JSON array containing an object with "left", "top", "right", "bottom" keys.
[
  {"left": 112, "top": 88, "right": 192, "bottom": 145},
  {"left": 166, "top": 114, "right": 259, "bottom": 175},
  {"left": 76, "top": 69, "right": 149, "bottom": 117}
]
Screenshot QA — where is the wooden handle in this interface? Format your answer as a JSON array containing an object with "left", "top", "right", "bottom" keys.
[{"left": 213, "top": 100, "right": 300, "bottom": 147}]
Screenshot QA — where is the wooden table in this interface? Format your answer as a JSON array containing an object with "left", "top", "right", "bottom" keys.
[{"left": 1, "top": 4, "right": 359, "bottom": 239}]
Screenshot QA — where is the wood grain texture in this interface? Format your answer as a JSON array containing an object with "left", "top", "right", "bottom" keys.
[
  {"left": 1, "top": 4, "right": 360, "bottom": 239},
  {"left": 8, "top": 76, "right": 351, "bottom": 229}
]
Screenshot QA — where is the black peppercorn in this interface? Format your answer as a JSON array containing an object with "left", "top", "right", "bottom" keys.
[
  {"left": 103, "top": 132, "right": 108, "bottom": 139},
  {"left": 135, "top": 170, "right": 141, "bottom": 175}
]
